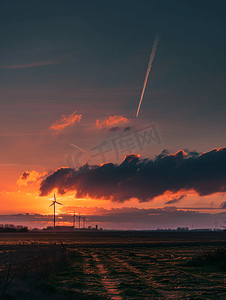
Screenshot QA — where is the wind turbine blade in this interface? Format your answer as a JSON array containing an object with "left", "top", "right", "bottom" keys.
[
  {"left": 49, "top": 202, "right": 54, "bottom": 207},
  {"left": 54, "top": 193, "right": 56, "bottom": 201},
  {"left": 56, "top": 201, "right": 63, "bottom": 205}
]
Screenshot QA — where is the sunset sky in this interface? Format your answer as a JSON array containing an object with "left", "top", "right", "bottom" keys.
[{"left": 0, "top": 0, "right": 226, "bottom": 230}]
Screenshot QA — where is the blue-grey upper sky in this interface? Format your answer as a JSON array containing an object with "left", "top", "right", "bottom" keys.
[{"left": 1, "top": 1, "right": 225, "bottom": 133}]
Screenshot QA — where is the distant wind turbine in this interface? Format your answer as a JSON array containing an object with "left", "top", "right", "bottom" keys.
[
  {"left": 73, "top": 211, "right": 76, "bottom": 229},
  {"left": 81, "top": 216, "right": 86, "bottom": 229},
  {"left": 76, "top": 213, "right": 82, "bottom": 229},
  {"left": 49, "top": 193, "right": 63, "bottom": 230},
  {"left": 74, "top": 213, "right": 86, "bottom": 229}
]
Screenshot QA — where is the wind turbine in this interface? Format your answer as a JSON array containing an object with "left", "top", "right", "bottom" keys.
[
  {"left": 73, "top": 211, "right": 76, "bottom": 229},
  {"left": 74, "top": 213, "right": 86, "bottom": 229},
  {"left": 76, "top": 213, "right": 82, "bottom": 229},
  {"left": 81, "top": 216, "right": 86, "bottom": 229},
  {"left": 49, "top": 193, "right": 63, "bottom": 230}
]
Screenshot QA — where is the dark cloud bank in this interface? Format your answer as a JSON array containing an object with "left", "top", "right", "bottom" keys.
[
  {"left": 165, "top": 194, "right": 187, "bottom": 205},
  {"left": 39, "top": 147, "right": 226, "bottom": 202}
]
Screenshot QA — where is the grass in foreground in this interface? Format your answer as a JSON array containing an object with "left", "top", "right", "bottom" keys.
[
  {"left": 185, "top": 247, "right": 226, "bottom": 271},
  {"left": 1, "top": 242, "right": 226, "bottom": 299}
]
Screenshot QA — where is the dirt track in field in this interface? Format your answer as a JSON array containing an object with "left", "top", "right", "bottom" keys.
[
  {"left": 1, "top": 231, "right": 226, "bottom": 299},
  {"left": 56, "top": 246, "right": 225, "bottom": 299}
]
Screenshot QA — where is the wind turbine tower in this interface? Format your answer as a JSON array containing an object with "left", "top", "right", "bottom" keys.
[
  {"left": 75, "top": 213, "right": 84, "bottom": 229},
  {"left": 81, "top": 216, "right": 86, "bottom": 229},
  {"left": 78, "top": 213, "right": 81, "bottom": 229},
  {"left": 49, "top": 193, "right": 63, "bottom": 230},
  {"left": 73, "top": 211, "right": 76, "bottom": 229}
]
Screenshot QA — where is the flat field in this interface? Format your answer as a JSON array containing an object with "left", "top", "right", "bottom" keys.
[{"left": 0, "top": 231, "right": 226, "bottom": 299}]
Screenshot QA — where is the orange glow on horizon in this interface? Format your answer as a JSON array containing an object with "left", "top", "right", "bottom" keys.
[{"left": 0, "top": 150, "right": 226, "bottom": 218}]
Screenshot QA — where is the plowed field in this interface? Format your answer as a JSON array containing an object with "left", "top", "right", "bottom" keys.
[{"left": 0, "top": 231, "right": 226, "bottom": 299}]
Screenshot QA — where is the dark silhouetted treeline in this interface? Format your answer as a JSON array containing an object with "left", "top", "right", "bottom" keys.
[{"left": 0, "top": 225, "right": 29, "bottom": 233}]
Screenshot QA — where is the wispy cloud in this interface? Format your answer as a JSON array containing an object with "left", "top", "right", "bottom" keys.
[
  {"left": 17, "top": 170, "right": 48, "bottom": 186},
  {"left": 96, "top": 115, "right": 130, "bottom": 128},
  {"left": 0, "top": 59, "right": 63, "bottom": 69},
  {"left": 0, "top": 207, "right": 225, "bottom": 230},
  {"left": 49, "top": 110, "right": 82, "bottom": 131},
  {"left": 220, "top": 202, "right": 226, "bottom": 209}
]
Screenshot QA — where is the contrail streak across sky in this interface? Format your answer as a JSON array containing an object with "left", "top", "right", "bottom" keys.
[
  {"left": 70, "top": 143, "right": 91, "bottom": 154},
  {"left": 136, "top": 35, "right": 160, "bottom": 117}
]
